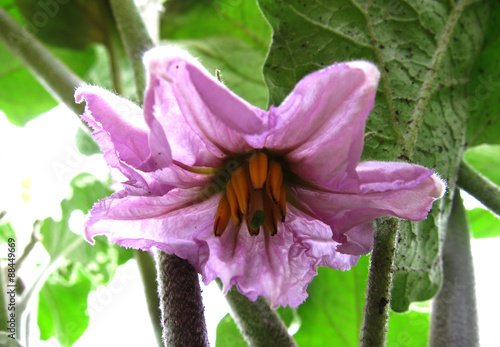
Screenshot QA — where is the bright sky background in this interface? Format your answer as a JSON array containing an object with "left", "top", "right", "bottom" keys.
[{"left": 0, "top": 106, "right": 498, "bottom": 346}]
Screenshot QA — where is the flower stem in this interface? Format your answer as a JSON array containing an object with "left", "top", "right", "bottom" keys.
[
  {"left": 0, "top": 7, "right": 84, "bottom": 116},
  {"left": 360, "top": 217, "right": 399, "bottom": 347},
  {"left": 155, "top": 251, "right": 209, "bottom": 347},
  {"left": 134, "top": 250, "right": 163, "bottom": 347},
  {"left": 109, "top": 0, "right": 154, "bottom": 102},
  {"left": 105, "top": 36, "right": 123, "bottom": 96},
  {"left": 457, "top": 160, "right": 500, "bottom": 216},
  {"left": 429, "top": 190, "right": 478, "bottom": 346},
  {"left": 217, "top": 280, "right": 297, "bottom": 347}
]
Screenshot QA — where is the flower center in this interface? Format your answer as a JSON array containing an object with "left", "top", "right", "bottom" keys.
[{"left": 213, "top": 151, "right": 287, "bottom": 237}]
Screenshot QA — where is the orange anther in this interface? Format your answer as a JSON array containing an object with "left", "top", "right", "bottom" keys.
[
  {"left": 231, "top": 166, "right": 251, "bottom": 216},
  {"left": 226, "top": 181, "right": 241, "bottom": 225},
  {"left": 214, "top": 193, "right": 231, "bottom": 237},
  {"left": 266, "top": 160, "right": 283, "bottom": 204},
  {"left": 249, "top": 152, "right": 268, "bottom": 190}
]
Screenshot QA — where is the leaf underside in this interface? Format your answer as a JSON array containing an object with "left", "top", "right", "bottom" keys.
[{"left": 258, "top": 0, "right": 487, "bottom": 311}]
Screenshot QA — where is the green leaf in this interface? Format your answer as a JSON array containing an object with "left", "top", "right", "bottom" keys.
[
  {"left": 161, "top": 0, "right": 270, "bottom": 48},
  {"left": 258, "top": 0, "right": 488, "bottom": 311},
  {"left": 0, "top": 2, "right": 97, "bottom": 126},
  {"left": 37, "top": 173, "right": 133, "bottom": 345},
  {"left": 464, "top": 145, "right": 500, "bottom": 187},
  {"left": 387, "top": 309, "right": 430, "bottom": 347},
  {"left": 174, "top": 37, "right": 269, "bottom": 108},
  {"left": 14, "top": 0, "right": 114, "bottom": 49},
  {"left": 465, "top": 1, "right": 500, "bottom": 147},
  {"left": 467, "top": 207, "right": 500, "bottom": 239},
  {"left": 0, "top": 222, "right": 16, "bottom": 243},
  {"left": 291, "top": 256, "right": 369, "bottom": 347},
  {"left": 75, "top": 128, "right": 101, "bottom": 156},
  {"left": 0, "top": 43, "right": 96, "bottom": 126},
  {"left": 215, "top": 314, "right": 248, "bottom": 347},
  {"left": 37, "top": 268, "right": 91, "bottom": 347},
  {"left": 0, "top": 332, "right": 23, "bottom": 347}
]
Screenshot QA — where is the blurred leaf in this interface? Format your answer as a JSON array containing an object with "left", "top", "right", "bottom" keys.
[
  {"left": 0, "top": 222, "right": 16, "bottom": 242},
  {"left": 291, "top": 256, "right": 369, "bottom": 347},
  {"left": 37, "top": 173, "right": 133, "bottom": 345},
  {"left": 0, "top": 1, "right": 100, "bottom": 126},
  {"left": 258, "top": 0, "right": 487, "bottom": 312},
  {"left": 465, "top": 1, "right": 500, "bottom": 147},
  {"left": 37, "top": 268, "right": 91, "bottom": 347},
  {"left": 467, "top": 207, "right": 500, "bottom": 239},
  {"left": 215, "top": 314, "right": 248, "bottom": 347},
  {"left": 75, "top": 128, "right": 101, "bottom": 156},
  {"left": 161, "top": 0, "right": 270, "bottom": 48},
  {"left": 464, "top": 144, "right": 500, "bottom": 187},
  {"left": 387, "top": 310, "right": 430, "bottom": 347},
  {"left": 14, "top": 0, "right": 113, "bottom": 49},
  {"left": 175, "top": 37, "right": 268, "bottom": 108},
  {"left": 0, "top": 43, "right": 96, "bottom": 126},
  {"left": 0, "top": 332, "right": 23, "bottom": 347}
]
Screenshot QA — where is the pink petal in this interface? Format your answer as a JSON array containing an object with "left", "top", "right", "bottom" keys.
[
  {"left": 143, "top": 74, "right": 218, "bottom": 167},
  {"left": 265, "top": 61, "right": 380, "bottom": 189},
  {"left": 144, "top": 46, "right": 268, "bottom": 156},
  {"left": 199, "top": 207, "right": 358, "bottom": 308},
  {"left": 296, "top": 162, "right": 445, "bottom": 255}
]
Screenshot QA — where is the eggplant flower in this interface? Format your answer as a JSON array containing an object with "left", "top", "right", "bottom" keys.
[{"left": 75, "top": 47, "right": 445, "bottom": 308}]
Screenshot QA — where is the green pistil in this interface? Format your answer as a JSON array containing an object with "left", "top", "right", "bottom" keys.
[{"left": 250, "top": 210, "right": 265, "bottom": 230}]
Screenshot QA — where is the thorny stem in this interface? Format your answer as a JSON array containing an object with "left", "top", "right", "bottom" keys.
[
  {"left": 156, "top": 251, "right": 209, "bottom": 347},
  {"left": 360, "top": 217, "right": 399, "bottom": 347},
  {"left": 109, "top": 0, "right": 154, "bottom": 102},
  {"left": 0, "top": 7, "right": 84, "bottom": 116},
  {"left": 217, "top": 279, "right": 298, "bottom": 347},
  {"left": 457, "top": 160, "right": 500, "bottom": 217},
  {"left": 429, "top": 190, "right": 478, "bottom": 346}
]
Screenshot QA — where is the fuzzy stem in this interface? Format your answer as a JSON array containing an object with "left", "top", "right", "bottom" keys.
[
  {"left": 109, "top": 0, "right": 154, "bottom": 102},
  {"left": 134, "top": 250, "right": 163, "bottom": 347},
  {"left": 218, "top": 280, "right": 297, "bottom": 347},
  {"left": 429, "top": 190, "right": 478, "bottom": 346},
  {"left": 0, "top": 7, "right": 84, "bottom": 115},
  {"left": 457, "top": 160, "right": 500, "bottom": 217},
  {"left": 105, "top": 37, "right": 123, "bottom": 96},
  {"left": 155, "top": 251, "right": 209, "bottom": 347},
  {"left": 360, "top": 217, "right": 400, "bottom": 347}
]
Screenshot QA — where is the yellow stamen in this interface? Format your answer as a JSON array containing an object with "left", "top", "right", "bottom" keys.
[
  {"left": 214, "top": 193, "right": 231, "bottom": 237},
  {"left": 231, "top": 166, "right": 251, "bottom": 215},
  {"left": 266, "top": 160, "right": 283, "bottom": 204},
  {"left": 226, "top": 181, "right": 241, "bottom": 225},
  {"left": 249, "top": 152, "right": 268, "bottom": 190}
]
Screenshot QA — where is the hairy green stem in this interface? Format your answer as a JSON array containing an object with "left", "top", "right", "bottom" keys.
[
  {"left": 429, "top": 190, "right": 478, "bottom": 347},
  {"left": 457, "top": 160, "right": 500, "bottom": 216},
  {"left": 217, "top": 280, "right": 297, "bottom": 347},
  {"left": 109, "top": 0, "right": 154, "bottom": 102},
  {"left": 155, "top": 251, "right": 209, "bottom": 347},
  {"left": 0, "top": 7, "right": 84, "bottom": 115},
  {"left": 105, "top": 36, "right": 123, "bottom": 95},
  {"left": 361, "top": 217, "right": 399, "bottom": 347},
  {"left": 134, "top": 250, "right": 163, "bottom": 347}
]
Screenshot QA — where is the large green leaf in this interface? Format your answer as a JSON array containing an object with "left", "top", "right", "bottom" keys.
[
  {"left": 258, "top": 0, "right": 487, "bottom": 311},
  {"left": 37, "top": 173, "right": 133, "bottom": 345},
  {"left": 465, "top": 1, "right": 500, "bottom": 147},
  {"left": 387, "top": 310, "right": 430, "bottom": 347},
  {"left": 37, "top": 268, "right": 91, "bottom": 347}
]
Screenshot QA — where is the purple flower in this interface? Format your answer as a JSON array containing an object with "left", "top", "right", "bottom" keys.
[{"left": 75, "top": 47, "right": 445, "bottom": 308}]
